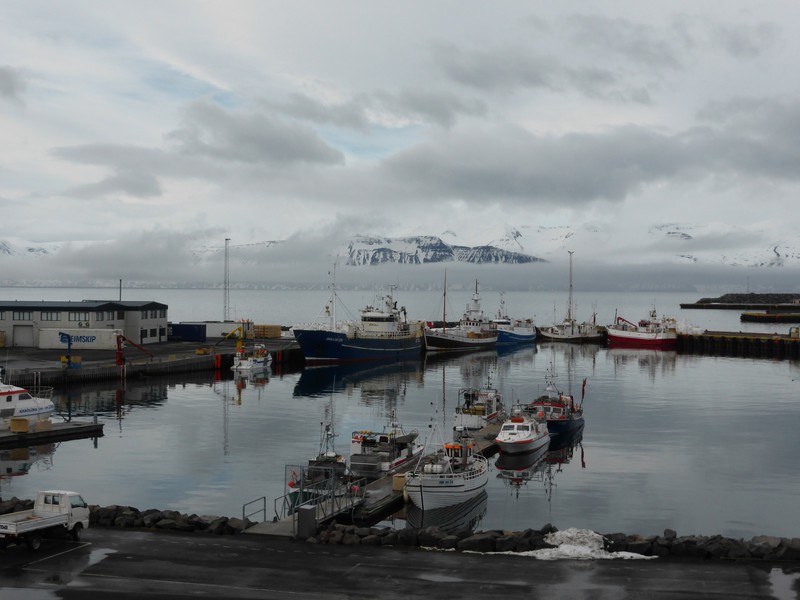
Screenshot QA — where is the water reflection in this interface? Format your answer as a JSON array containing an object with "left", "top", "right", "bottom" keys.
[
  {"left": 495, "top": 444, "right": 549, "bottom": 497},
  {"left": 0, "top": 444, "right": 55, "bottom": 483},
  {"left": 293, "top": 360, "right": 424, "bottom": 400},
  {"left": 405, "top": 489, "right": 488, "bottom": 532},
  {"left": 606, "top": 348, "right": 677, "bottom": 379}
]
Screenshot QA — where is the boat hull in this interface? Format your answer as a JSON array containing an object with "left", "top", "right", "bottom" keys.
[
  {"left": 405, "top": 458, "right": 489, "bottom": 510},
  {"left": 607, "top": 330, "right": 677, "bottom": 350},
  {"left": 496, "top": 329, "right": 536, "bottom": 344},
  {"left": 293, "top": 329, "right": 424, "bottom": 364},
  {"left": 496, "top": 433, "right": 549, "bottom": 455},
  {"left": 537, "top": 328, "right": 605, "bottom": 343},
  {"left": 424, "top": 330, "right": 497, "bottom": 352}
]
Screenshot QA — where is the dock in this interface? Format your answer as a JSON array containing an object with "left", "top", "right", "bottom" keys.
[
  {"left": 0, "top": 419, "right": 104, "bottom": 449},
  {"left": 244, "top": 423, "right": 501, "bottom": 538},
  {"left": 1, "top": 338, "right": 305, "bottom": 387},
  {"left": 677, "top": 330, "right": 800, "bottom": 359}
]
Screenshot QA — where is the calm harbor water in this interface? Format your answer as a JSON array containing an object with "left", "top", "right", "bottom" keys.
[{"left": 1, "top": 287, "right": 799, "bottom": 540}]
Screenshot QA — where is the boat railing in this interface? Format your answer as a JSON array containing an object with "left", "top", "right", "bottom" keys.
[
  {"left": 29, "top": 386, "right": 54, "bottom": 400},
  {"left": 273, "top": 475, "right": 368, "bottom": 535}
]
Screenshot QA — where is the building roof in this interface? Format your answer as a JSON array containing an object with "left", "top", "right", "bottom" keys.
[{"left": 0, "top": 300, "right": 168, "bottom": 310}]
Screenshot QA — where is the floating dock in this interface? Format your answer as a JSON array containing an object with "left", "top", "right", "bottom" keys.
[{"left": 0, "top": 420, "right": 104, "bottom": 449}]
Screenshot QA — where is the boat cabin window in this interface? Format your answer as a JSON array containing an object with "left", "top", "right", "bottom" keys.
[
  {"left": 501, "top": 424, "right": 515, "bottom": 431},
  {"left": 18, "top": 392, "right": 32, "bottom": 400}
]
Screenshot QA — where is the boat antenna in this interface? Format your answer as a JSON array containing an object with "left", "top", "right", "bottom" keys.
[
  {"left": 442, "top": 269, "right": 447, "bottom": 333},
  {"left": 567, "top": 250, "right": 574, "bottom": 322}
]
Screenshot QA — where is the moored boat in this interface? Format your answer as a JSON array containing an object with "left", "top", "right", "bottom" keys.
[
  {"left": 537, "top": 251, "right": 605, "bottom": 343},
  {"left": 404, "top": 427, "right": 489, "bottom": 511},
  {"left": 495, "top": 407, "right": 550, "bottom": 455},
  {"left": 0, "top": 381, "right": 55, "bottom": 429},
  {"left": 424, "top": 279, "right": 497, "bottom": 352},
  {"left": 293, "top": 282, "right": 425, "bottom": 364},
  {"left": 606, "top": 307, "right": 678, "bottom": 350},
  {"left": 349, "top": 410, "right": 424, "bottom": 480},
  {"left": 526, "top": 369, "right": 585, "bottom": 438},
  {"left": 492, "top": 294, "right": 536, "bottom": 345},
  {"left": 453, "top": 375, "right": 505, "bottom": 431},
  {"left": 231, "top": 343, "right": 272, "bottom": 372}
]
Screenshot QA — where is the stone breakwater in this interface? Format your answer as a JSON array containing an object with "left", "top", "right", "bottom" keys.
[{"left": 2, "top": 497, "right": 799, "bottom": 561}]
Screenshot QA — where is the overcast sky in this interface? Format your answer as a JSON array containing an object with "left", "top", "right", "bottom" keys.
[{"left": 2, "top": 1, "right": 800, "bottom": 287}]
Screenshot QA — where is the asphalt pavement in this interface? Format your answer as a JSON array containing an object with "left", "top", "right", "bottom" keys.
[{"left": 1, "top": 528, "right": 798, "bottom": 599}]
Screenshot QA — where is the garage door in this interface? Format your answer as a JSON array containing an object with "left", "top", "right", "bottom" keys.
[{"left": 12, "top": 324, "right": 34, "bottom": 347}]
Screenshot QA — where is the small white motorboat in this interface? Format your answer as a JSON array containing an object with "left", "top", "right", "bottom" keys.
[{"left": 495, "top": 407, "right": 549, "bottom": 455}]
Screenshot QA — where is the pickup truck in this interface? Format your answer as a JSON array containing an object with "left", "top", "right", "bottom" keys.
[{"left": 0, "top": 490, "right": 90, "bottom": 551}]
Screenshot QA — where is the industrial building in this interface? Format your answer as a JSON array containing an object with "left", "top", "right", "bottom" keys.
[{"left": 0, "top": 300, "right": 168, "bottom": 348}]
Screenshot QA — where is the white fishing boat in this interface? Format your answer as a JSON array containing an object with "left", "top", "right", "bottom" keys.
[
  {"left": 537, "top": 251, "right": 605, "bottom": 343},
  {"left": 453, "top": 375, "right": 504, "bottom": 431},
  {"left": 231, "top": 343, "right": 272, "bottom": 372},
  {"left": 404, "top": 427, "right": 489, "bottom": 510},
  {"left": 0, "top": 380, "right": 55, "bottom": 429},
  {"left": 495, "top": 407, "right": 550, "bottom": 455},
  {"left": 350, "top": 410, "right": 424, "bottom": 480}
]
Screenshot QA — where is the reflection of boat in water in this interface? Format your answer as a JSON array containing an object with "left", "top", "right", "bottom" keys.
[
  {"left": 405, "top": 427, "right": 489, "bottom": 510},
  {"left": 606, "top": 348, "right": 677, "bottom": 378},
  {"left": 495, "top": 444, "right": 548, "bottom": 495},
  {"left": 0, "top": 444, "right": 55, "bottom": 481},
  {"left": 350, "top": 410, "right": 424, "bottom": 481},
  {"left": 548, "top": 421, "right": 584, "bottom": 451},
  {"left": 293, "top": 360, "right": 423, "bottom": 398},
  {"left": 405, "top": 489, "right": 488, "bottom": 532},
  {"left": 453, "top": 375, "right": 505, "bottom": 431}
]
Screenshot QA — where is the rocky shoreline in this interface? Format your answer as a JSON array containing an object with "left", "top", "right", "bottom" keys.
[{"left": 3, "top": 497, "right": 799, "bottom": 561}]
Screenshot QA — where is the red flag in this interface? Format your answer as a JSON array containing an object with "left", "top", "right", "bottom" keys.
[{"left": 581, "top": 377, "right": 587, "bottom": 401}]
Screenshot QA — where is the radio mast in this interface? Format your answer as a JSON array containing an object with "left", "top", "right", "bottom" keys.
[{"left": 224, "top": 238, "right": 231, "bottom": 321}]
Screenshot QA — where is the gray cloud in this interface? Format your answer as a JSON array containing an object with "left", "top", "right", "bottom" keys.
[
  {"left": 166, "top": 101, "right": 345, "bottom": 166},
  {"left": 710, "top": 21, "right": 779, "bottom": 59},
  {"left": 0, "top": 65, "right": 26, "bottom": 103},
  {"left": 566, "top": 14, "right": 684, "bottom": 69}
]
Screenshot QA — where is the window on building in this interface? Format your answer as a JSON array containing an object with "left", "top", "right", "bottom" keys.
[
  {"left": 149, "top": 328, "right": 157, "bottom": 338},
  {"left": 13, "top": 311, "right": 33, "bottom": 320},
  {"left": 141, "top": 310, "right": 148, "bottom": 319},
  {"left": 68, "top": 312, "right": 90, "bottom": 321},
  {"left": 159, "top": 309, "right": 167, "bottom": 318},
  {"left": 96, "top": 311, "right": 105, "bottom": 321},
  {"left": 117, "top": 310, "right": 124, "bottom": 319},
  {"left": 41, "top": 311, "right": 61, "bottom": 321},
  {"left": 0, "top": 311, "right": 4, "bottom": 319},
  {"left": 150, "top": 310, "right": 157, "bottom": 319}
]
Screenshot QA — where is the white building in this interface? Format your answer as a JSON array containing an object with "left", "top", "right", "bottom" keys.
[{"left": 0, "top": 300, "right": 168, "bottom": 348}]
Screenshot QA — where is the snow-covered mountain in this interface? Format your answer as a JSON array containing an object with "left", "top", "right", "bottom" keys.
[
  {"left": 343, "top": 235, "right": 544, "bottom": 265},
  {"left": 1, "top": 222, "right": 799, "bottom": 289}
]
